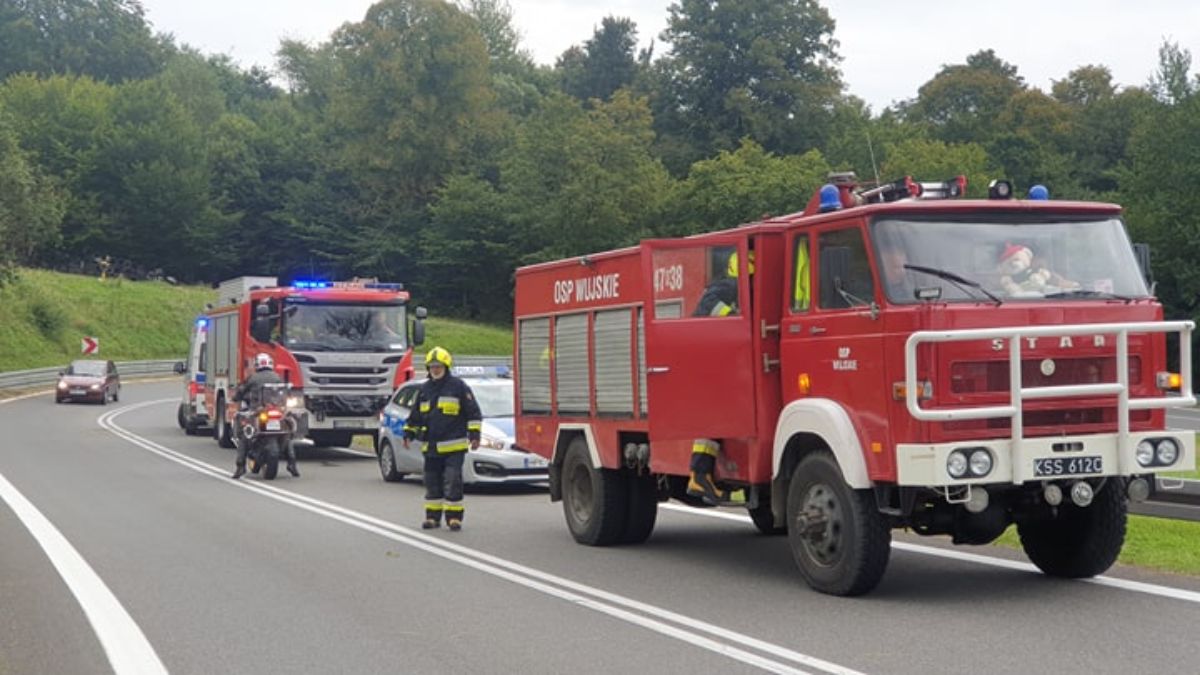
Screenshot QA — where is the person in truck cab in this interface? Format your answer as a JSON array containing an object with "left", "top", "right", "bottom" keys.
[
  {"left": 687, "top": 251, "right": 753, "bottom": 505},
  {"left": 402, "top": 347, "right": 483, "bottom": 531},
  {"left": 231, "top": 352, "right": 299, "bottom": 479}
]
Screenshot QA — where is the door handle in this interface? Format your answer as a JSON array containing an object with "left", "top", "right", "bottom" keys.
[
  {"left": 647, "top": 366, "right": 670, "bottom": 374},
  {"left": 809, "top": 326, "right": 827, "bottom": 335}
]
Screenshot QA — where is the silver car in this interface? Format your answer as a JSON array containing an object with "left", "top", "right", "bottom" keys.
[{"left": 376, "top": 369, "right": 549, "bottom": 485}]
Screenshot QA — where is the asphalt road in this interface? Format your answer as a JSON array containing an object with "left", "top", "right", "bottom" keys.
[{"left": 3, "top": 381, "right": 1199, "bottom": 675}]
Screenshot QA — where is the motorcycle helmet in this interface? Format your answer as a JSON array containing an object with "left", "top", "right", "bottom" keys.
[{"left": 255, "top": 353, "right": 274, "bottom": 371}]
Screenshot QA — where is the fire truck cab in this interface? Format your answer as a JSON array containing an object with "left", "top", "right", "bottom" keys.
[
  {"left": 203, "top": 276, "right": 426, "bottom": 451},
  {"left": 513, "top": 175, "right": 1196, "bottom": 596}
]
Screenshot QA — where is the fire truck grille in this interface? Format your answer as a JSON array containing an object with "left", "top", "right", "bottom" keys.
[
  {"left": 306, "top": 395, "right": 389, "bottom": 418},
  {"left": 950, "top": 357, "right": 1142, "bottom": 393},
  {"left": 304, "top": 365, "right": 392, "bottom": 387},
  {"left": 945, "top": 408, "right": 1153, "bottom": 432}
]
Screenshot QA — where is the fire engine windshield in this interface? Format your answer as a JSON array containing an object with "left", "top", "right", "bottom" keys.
[
  {"left": 871, "top": 217, "right": 1150, "bottom": 304},
  {"left": 282, "top": 302, "right": 408, "bottom": 352}
]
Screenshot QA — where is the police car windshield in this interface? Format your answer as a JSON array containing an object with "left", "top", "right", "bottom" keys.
[
  {"left": 469, "top": 381, "right": 514, "bottom": 417},
  {"left": 871, "top": 216, "right": 1150, "bottom": 304},
  {"left": 283, "top": 302, "right": 407, "bottom": 352}
]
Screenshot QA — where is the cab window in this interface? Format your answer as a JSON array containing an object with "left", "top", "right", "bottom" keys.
[{"left": 818, "top": 228, "right": 875, "bottom": 309}]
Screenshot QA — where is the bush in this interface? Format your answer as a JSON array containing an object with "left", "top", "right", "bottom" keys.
[{"left": 29, "top": 296, "right": 67, "bottom": 338}]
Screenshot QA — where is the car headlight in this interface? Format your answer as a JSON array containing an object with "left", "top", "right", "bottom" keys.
[
  {"left": 968, "top": 449, "right": 993, "bottom": 477},
  {"left": 57, "top": 381, "right": 68, "bottom": 389},
  {"left": 946, "top": 451, "right": 968, "bottom": 479},
  {"left": 90, "top": 384, "right": 101, "bottom": 390},
  {"left": 478, "top": 434, "right": 507, "bottom": 450},
  {"left": 1135, "top": 440, "right": 1155, "bottom": 467},
  {"left": 1155, "top": 439, "right": 1180, "bottom": 466}
]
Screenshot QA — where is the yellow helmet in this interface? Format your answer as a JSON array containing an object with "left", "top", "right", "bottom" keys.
[
  {"left": 425, "top": 346, "right": 453, "bottom": 369},
  {"left": 726, "top": 251, "right": 755, "bottom": 278}
]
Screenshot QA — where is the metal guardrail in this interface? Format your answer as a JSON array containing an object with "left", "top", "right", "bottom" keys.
[{"left": 0, "top": 355, "right": 514, "bottom": 390}]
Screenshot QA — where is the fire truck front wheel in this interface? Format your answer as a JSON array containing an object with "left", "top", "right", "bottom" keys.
[
  {"left": 1016, "top": 479, "right": 1126, "bottom": 579},
  {"left": 561, "top": 438, "right": 628, "bottom": 546},
  {"left": 786, "top": 451, "right": 891, "bottom": 596}
]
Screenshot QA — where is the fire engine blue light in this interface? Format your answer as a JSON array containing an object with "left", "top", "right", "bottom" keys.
[
  {"left": 1028, "top": 184, "right": 1049, "bottom": 200},
  {"left": 196, "top": 317, "right": 208, "bottom": 328},
  {"left": 293, "top": 280, "right": 330, "bottom": 289},
  {"left": 818, "top": 184, "right": 842, "bottom": 212}
]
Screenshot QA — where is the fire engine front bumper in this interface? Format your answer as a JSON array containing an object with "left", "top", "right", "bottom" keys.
[{"left": 896, "top": 430, "right": 1196, "bottom": 487}]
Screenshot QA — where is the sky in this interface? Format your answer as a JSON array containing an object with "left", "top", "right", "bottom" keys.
[{"left": 138, "top": 0, "right": 1200, "bottom": 111}]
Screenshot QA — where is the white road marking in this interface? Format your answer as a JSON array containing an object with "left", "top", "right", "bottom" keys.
[
  {"left": 660, "top": 504, "right": 1200, "bottom": 605},
  {"left": 0, "top": 472, "right": 168, "bottom": 675},
  {"left": 100, "top": 401, "right": 861, "bottom": 675}
]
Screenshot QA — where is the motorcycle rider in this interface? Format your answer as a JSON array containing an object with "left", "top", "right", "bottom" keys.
[{"left": 231, "top": 352, "right": 299, "bottom": 479}]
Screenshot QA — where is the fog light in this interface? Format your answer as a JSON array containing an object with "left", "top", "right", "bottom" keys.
[
  {"left": 1043, "top": 483, "right": 1063, "bottom": 506},
  {"left": 947, "top": 451, "right": 968, "bottom": 479},
  {"left": 1135, "top": 440, "right": 1155, "bottom": 467},
  {"left": 968, "top": 449, "right": 993, "bottom": 477},
  {"left": 1070, "top": 481, "right": 1094, "bottom": 507},
  {"left": 1155, "top": 439, "right": 1179, "bottom": 466},
  {"left": 964, "top": 487, "right": 990, "bottom": 514},
  {"left": 1127, "top": 477, "right": 1151, "bottom": 502}
]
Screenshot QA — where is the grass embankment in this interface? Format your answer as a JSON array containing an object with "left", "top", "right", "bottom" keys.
[{"left": 0, "top": 268, "right": 513, "bottom": 372}]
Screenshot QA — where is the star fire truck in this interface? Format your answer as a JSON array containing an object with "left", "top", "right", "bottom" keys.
[
  {"left": 201, "top": 276, "right": 425, "bottom": 450},
  {"left": 512, "top": 174, "right": 1196, "bottom": 596}
]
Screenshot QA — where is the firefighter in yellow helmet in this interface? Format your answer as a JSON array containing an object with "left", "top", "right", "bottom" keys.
[
  {"left": 688, "top": 249, "right": 753, "bottom": 504},
  {"left": 402, "top": 346, "right": 482, "bottom": 530}
]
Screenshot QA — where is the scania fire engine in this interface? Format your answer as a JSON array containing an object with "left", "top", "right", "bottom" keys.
[
  {"left": 201, "top": 276, "right": 426, "bottom": 450},
  {"left": 512, "top": 174, "right": 1196, "bottom": 596}
]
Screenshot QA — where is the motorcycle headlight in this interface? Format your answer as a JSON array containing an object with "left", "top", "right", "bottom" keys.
[{"left": 286, "top": 396, "right": 303, "bottom": 409}]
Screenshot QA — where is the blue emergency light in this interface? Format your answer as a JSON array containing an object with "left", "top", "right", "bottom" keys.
[
  {"left": 1027, "top": 184, "right": 1050, "bottom": 200},
  {"left": 818, "top": 184, "right": 842, "bottom": 212},
  {"left": 196, "top": 317, "right": 208, "bottom": 329},
  {"left": 293, "top": 280, "right": 330, "bottom": 290}
]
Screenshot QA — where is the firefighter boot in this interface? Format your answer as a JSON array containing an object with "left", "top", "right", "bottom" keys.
[
  {"left": 686, "top": 451, "right": 727, "bottom": 506},
  {"left": 231, "top": 463, "right": 246, "bottom": 480},
  {"left": 421, "top": 506, "right": 442, "bottom": 530},
  {"left": 286, "top": 442, "right": 300, "bottom": 477},
  {"left": 446, "top": 508, "right": 464, "bottom": 531}
]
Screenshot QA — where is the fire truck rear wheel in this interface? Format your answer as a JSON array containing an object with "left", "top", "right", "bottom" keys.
[
  {"left": 786, "top": 451, "right": 891, "bottom": 596},
  {"left": 215, "top": 396, "right": 236, "bottom": 449},
  {"left": 561, "top": 438, "right": 628, "bottom": 546},
  {"left": 1016, "top": 479, "right": 1126, "bottom": 578},
  {"left": 619, "top": 472, "right": 658, "bottom": 544},
  {"left": 177, "top": 403, "right": 188, "bottom": 430}
]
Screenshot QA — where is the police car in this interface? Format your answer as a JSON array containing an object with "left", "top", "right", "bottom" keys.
[{"left": 376, "top": 366, "right": 549, "bottom": 485}]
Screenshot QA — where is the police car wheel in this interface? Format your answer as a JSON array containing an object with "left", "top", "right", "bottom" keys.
[{"left": 379, "top": 439, "right": 406, "bottom": 482}]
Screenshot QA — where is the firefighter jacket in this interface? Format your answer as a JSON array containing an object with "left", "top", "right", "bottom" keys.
[
  {"left": 693, "top": 278, "right": 739, "bottom": 317},
  {"left": 402, "top": 375, "right": 482, "bottom": 454},
  {"left": 233, "top": 369, "right": 283, "bottom": 407}
]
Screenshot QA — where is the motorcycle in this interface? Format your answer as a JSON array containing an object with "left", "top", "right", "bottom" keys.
[{"left": 236, "top": 383, "right": 297, "bottom": 480}]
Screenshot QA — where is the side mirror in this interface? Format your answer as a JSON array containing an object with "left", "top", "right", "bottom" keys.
[
  {"left": 412, "top": 318, "right": 426, "bottom": 347},
  {"left": 1133, "top": 242, "right": 1153, "bottom": 287},
  {"left": 58, "top": 370, "right": 65, "bottom": 377},
  {"left": 415, "top": 306, "right": 428, "bottom": 320},
  {"left": 173, "top": 361, "right": 186, "bottom": 374}
]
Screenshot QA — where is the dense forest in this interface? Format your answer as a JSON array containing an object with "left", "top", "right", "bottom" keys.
[{"left": 1, "top": 0, "right": 1199, "bottom": 328}]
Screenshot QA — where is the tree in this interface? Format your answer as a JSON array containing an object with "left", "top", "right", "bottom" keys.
[
  {"left": 879, "top": 138, "right": 993, "bottom": 198},
  {"left": 1148, "top": 40, "right": 1195, "bottom": 105},
  {"left": 557, "top": 16, "right": 640, "bottom": 103},
  {"left": 1052, "top": 65, "right": 1117, "bottom": 107},
  {"left": 903, "top": 49, "right": 1025, "bottom": 144},
  {"left": 425, "top": 175, "right": 514, "bottom": 319},
  {"left": 0, "top": 111, "right": 65, "bottom": 280},
  {"left": 0, "top": 0, "right": 169, "bottom": 82},
  {"left": 656, "top": 0, "right": 843, "bottom": 159}
]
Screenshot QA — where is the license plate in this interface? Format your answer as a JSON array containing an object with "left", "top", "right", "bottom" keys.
[
  {"left": 1034, "top": 455, "right": 1103, "bottom": 477},
  {"left": 70, "top": 389, "right": 86, "bottom": 395},
  {"left": 333, "top": 420, "right": 364, "bottom": 429},
  {"left": 265, "top": 420, "right": 281, "bottom": 431}
]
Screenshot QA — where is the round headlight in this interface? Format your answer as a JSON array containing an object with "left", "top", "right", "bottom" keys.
[
  {"left": 947, "top": 451, "right": 968, "bottom": 479},
  {"left": 1155, "top": 439, "right": 1180, "bottom": 466},
  {"left": 969, "top": 449, "right": 993, "bottom": 477},
  {"left": 1135, "top": 440, "right": 1155, "bottom": 467}
]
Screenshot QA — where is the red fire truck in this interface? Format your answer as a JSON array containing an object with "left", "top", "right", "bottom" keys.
[
  {"left": 201, "top": 276, "right": 426, "bottom": 450},
  {"left": 512, "top": 175, "right": 1196, "bottom": 596}
]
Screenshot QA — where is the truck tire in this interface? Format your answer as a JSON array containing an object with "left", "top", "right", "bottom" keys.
[
  {"left": 177, "top": 403, "right": 188, "bottom": 430},
  {"left": 214, "top": 396, "right": 236, "bottom": 449},
  {"left": 786, "top": 450, "right": 891, "bottom": 596},
  {"left": 561, "top": 437, "right": 628, "bottom": 546},
  {"left": 1017, "top": 480, "right": 1126, "bottom": 578},
  {"left": 619, "top": 472, "right": 658, "bottom": 544},
  {"left": 378, "top": 439, "right": 407, "bottom": 482},
  {"left": 261, "top": 437, "right": 280, "bottom": 480},
  {"left": 749, "top": 495, "right": 786, "bottom": 536}
]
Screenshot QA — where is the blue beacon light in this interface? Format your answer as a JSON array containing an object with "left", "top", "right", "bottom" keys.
[
  {"left": 1027, "top": 184, "right": 1050, "bottom": 200},
  {"left": 818, "top": 184, "right": 842, "bottom": 212}
]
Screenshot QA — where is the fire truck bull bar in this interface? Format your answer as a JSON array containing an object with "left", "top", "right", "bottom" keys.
[{"left": 901, "top": 321, "right": 1196, "bottom": 485}]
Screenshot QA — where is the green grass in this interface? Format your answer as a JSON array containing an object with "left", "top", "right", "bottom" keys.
[
  {"left": 994, "top": 516, "right": 1200, "bottom": 576},
  {"left": 0, "top": 268, "right": 513, "bottom": 372}
]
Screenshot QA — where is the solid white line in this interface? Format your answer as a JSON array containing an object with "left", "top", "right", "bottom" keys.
[
  {"left": 0, "top": 472, "right": 168, "bottom": 675},
  {"left": 99, "top": 401, "right": 860, "bottom": 675},
  {"left": 661, "top": 504, "right": 1200, "bottom": 605}
]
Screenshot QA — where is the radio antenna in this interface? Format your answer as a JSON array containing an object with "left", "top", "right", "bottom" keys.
[{"left": 866, "top": 129, "right": 881, "bottom": 186}]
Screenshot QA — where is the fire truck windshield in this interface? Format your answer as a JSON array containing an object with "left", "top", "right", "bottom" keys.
[
  {"left": 282, "top": 302, "right": 408, "bottom": 352},
  {"left": 871, "top": 216, "right": 1150, "bottom": 304}
]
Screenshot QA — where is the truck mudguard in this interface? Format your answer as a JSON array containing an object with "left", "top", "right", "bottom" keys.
[{"left": 773, "top": 398, "right": 871, "bottom": 489}]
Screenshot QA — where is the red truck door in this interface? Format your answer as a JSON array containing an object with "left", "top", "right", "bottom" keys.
[{"left": 641, "top": 237, "right": 757, "bottom": 442}]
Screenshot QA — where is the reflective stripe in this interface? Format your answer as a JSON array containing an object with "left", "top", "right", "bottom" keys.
[
  {"left": 692, "top": 439, "right": 719, "bottom": 456},
  {"left": 419, "top": 402, "right": 431, "bottom": 413},
  {"left": 710, "top": 301, "right": 733, "bottom": 317},
  {"left": 424, "top": 502, "right": 445, "bottom": 511},
  {"left": 467, "top": 421, "right": 482, "bottom": 432},
  {"left": 436, "top": 438, "right": 469, "bottom": 453},
  {"left": 443, "top": 503, "right": 464, "bottom": 512},
  {"left": 437, "top": 396, "right": 460, "bottom": 415}
]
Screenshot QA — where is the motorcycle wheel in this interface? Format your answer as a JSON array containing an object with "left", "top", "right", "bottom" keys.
[{"left": 261, "top": 437, "right": 281, "bottom": 480}]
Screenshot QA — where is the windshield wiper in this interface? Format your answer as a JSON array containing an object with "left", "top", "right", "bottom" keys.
[
  {"left": 904, "top": 264, "right": 1002, "bottom": 306},
  {"left": 1043, "top": 289, "right": 1134, "bottom": 303}
]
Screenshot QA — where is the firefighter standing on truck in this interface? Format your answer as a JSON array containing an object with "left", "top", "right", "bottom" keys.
[
  {"left": 403, "top": 347, "right": 482, "bottom": 531},
  {"left": 687, "top": 251, "right": 752, "bottom": 504}
]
